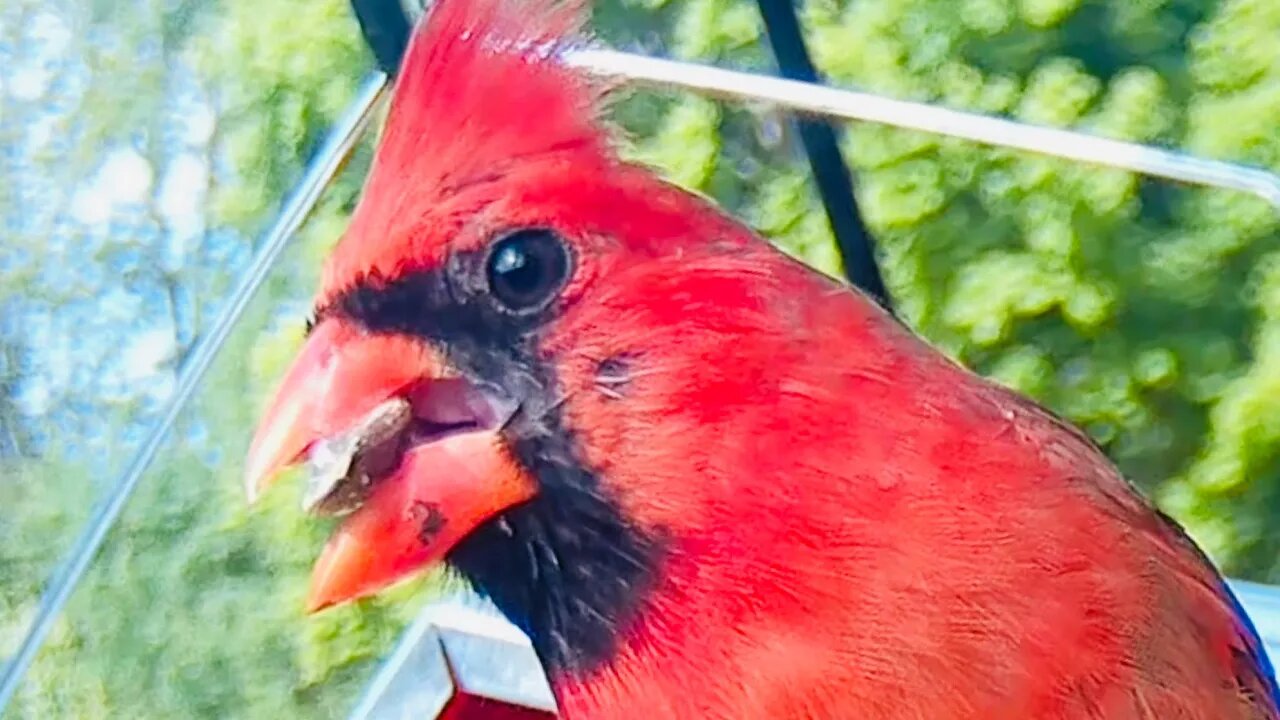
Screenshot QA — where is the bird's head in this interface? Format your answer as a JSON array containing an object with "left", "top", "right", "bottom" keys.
[{"left": 244, "top": 0, "right": 889, "bottom": 677}]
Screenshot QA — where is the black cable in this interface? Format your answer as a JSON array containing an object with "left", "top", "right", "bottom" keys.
[
  {"left": 351, "top": 0, "right": 412, "bottom": 75},
  {"left": 754, "top": 0, "right": 891, "bottom": 309}
]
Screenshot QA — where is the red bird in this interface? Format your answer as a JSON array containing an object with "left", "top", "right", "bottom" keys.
[{"left": 244, "top": 0, "right": 1280, "bottom": 717}]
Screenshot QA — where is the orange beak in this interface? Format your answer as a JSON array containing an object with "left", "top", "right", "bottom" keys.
[{"left": 244, "top": 319, "right": 536, "bottom": 612}]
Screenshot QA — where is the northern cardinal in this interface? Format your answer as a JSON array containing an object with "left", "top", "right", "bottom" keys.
[{"left": 243, "top": 0, "right": 1280, "bottom": 717}]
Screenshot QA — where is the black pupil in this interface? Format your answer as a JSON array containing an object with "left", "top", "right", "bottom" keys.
[{"left": 486, "top": 229, "right": 568, "bottom": 310}]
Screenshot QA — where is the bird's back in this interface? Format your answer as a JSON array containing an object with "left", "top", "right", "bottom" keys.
[{"left": 553, "top": 246, "right": 1280, "bottom": 719}]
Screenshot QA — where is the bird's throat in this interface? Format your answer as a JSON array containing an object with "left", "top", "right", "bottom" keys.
[{"left": 446, "top": 429, "right": 665, "bottom": 679}]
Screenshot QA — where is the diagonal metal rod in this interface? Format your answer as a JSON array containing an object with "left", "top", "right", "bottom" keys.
[
  {"left": 754, "top": 0, "right": 888, "bottom": 308},
  {"left": 567, "top": 48, "right": 1280, "bottom": 210},
  {"left": 0, "top": 71, "right": 390, "bottom": 717},
  {"left": 352, "top": 0, "right": 412, "bottom": 75}
]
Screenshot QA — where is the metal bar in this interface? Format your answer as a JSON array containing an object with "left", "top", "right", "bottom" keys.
[
  {"left": 754, "top": 0, "right": 888, "bottom": 308},
  {"left": 0, "top": 71, "right": 391, "bottom": 716},
  {"left": 566, "top": 48, "right": 1280, "bottom": 209},
  {"left": 348, "top": 591, "right": 556, "bottom": 720},
  {"left": 352, "top": 0, "right": 412, "bottom": 75}
]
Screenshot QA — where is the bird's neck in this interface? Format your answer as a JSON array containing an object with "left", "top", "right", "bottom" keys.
[
  {"left": 449, "top": 484, "right": 828, "bottom": 718},
  {"left": 446, "top": 442, "right": 667, "bottom": 678},
  {"left": 543, "top": 524, "right": 857, "bottom": 720}
]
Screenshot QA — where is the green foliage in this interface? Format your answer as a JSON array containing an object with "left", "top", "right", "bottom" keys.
[
  {"left": 189, "top": 0, "right": 372, "bottom": 232},
  {"left": 2, "top": 0, "right": 1279, "bottom": 716}
]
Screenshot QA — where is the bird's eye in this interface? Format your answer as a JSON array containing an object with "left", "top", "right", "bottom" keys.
[{"left": 485, "top": 228, "right": 571, "bottom": 313}]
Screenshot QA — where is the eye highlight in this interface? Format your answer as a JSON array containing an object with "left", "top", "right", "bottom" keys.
[{"left": 484, "top": 228, "right": 571, "bottom": 313}]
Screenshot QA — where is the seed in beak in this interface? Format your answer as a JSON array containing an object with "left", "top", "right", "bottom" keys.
[{"left": 302, "top": 397, "right": 414, "bottom": 517}]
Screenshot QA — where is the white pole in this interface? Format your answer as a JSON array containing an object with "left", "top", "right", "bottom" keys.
[{"left": 567, "top": 47, "right": 1280, "bottom": 210}]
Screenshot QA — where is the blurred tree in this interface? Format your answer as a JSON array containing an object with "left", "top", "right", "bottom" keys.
[
  {"left": 1, "top": 0, "right": 222, "bottom": 669},
  {"left": 1, "top": 0, "right": 410, "bottom": 716},
  {"left": 0, "top": 0, "right": 1277, "bottom": 716}
]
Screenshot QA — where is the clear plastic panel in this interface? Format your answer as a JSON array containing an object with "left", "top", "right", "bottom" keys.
[{"left": 0, "top": 0, "right": 423, "bottom": 716}]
